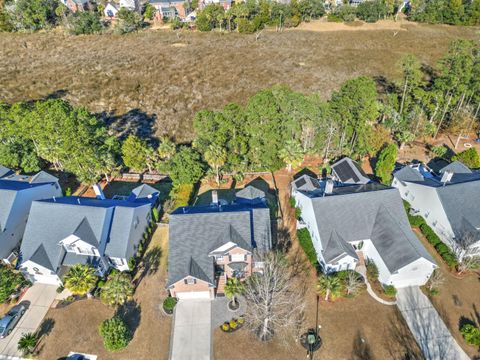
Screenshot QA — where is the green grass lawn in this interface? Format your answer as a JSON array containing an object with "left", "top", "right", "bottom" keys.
[{"left": 103, "top": 180, "right": 172, "bottom": 202}]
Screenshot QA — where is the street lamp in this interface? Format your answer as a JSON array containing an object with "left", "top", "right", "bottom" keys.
[{"left": 300, "top": 295, "right": 322, "bottom": 359}]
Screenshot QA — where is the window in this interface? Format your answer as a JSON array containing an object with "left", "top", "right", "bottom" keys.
[
  {"left": 215, "top": 255, "right": 224, "bottom": 261},
  {"left": 184, "top": 278, "right": 196, "bottom": 285}
]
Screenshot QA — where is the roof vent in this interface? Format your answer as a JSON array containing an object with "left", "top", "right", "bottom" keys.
[
  {"left": 77, "top": 198, "right": 81, "bottom": 205},
  {"left": 440, "top": 170, "right": 453, "bottom": 185},
  {"left": 182, "top": 208, "right": 186, "bottom": 214},
  {"left": 53, "top": 196, "right": 56, "bottom": 202},
  {"left": 324, "top": 179, "right": 334, "bottom": 195}
]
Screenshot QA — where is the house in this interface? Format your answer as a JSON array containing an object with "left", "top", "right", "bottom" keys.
[
  {"left": 120, "top": 0, "right": 138, "bottom": 11},
  {"left": 0, "top": 168, "right": 62, "bottom": 262},
  {"left": 198, "top": 0, "right": 232, "bottom": 11},
  {"left": 104, "top": 2, "right": 119, "bottom": 18},
  {"left": 19, "top": 184, "right": 159, "bottom": 286},
  {"left": 292, "top": 162, "right": 436, "bottom": 288},
  {"left": 167, "top": 190, "right": 272, "bottom": 300},
  {"left": 149, "top": 0, "right": 186, "bottom": 21},
  {"left": 60, "top": 0, "right": 89, "bottom": 12},
  {"left": 392, "top": 161, "right": 480, "bottom": 256}
]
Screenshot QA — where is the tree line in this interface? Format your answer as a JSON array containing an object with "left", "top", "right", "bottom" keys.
[{"left": 0, "top": 39, "right": 478, "bottom": 186}]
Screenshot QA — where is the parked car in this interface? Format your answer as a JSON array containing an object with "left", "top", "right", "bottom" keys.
[{"left": 0, "top": 301, "right": 29, "bottom": 338}]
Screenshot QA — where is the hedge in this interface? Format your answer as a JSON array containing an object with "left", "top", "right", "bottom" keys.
[
  {"left": 419, "top": 223, "right": 458, "bottom": 268},
  {"left": 297, "top": 228, "right": 318, "bottom": 266}
]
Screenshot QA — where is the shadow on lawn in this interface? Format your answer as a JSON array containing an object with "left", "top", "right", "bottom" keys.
[
  {"left": 116, "top": 300, "right": 142, "bottom": 337},
  {"left": 134, "top": 246, "right": 162, "bottom": 288},
  {"left": 384, "top": 309, "right": 423, "bottom": 360},
  {"left": 37, "top": 318, "right": 55, "bottom": 338},
  {"left": 351, "top": 330, "right": 373, "bottom": 360}
]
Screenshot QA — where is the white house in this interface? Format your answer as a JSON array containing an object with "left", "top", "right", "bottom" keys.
[
  {"left": 0, "top": 168, "right": 62, "bottom": 263},
  {"left": 292, "top": 159, "right": 436, "bottom": 288},
  {"left": 104, "top": 2, "right": 119, "bottom": 18},
  {"left": 19, "top": 184, "right": 159, "bottom": 285},
  {"left": 392, "top": 161, "right": 480, "bottom": 256}
]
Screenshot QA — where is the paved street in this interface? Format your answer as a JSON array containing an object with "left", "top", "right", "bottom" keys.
[
  {"left": 396, "top": 286, "right": 469, "bottom": 360},
  {"left": 0, "top": 284, "right": 57, "bottom": 359},
  {"left": 169, "top": 300, "right": 212, "bottom": 360}
]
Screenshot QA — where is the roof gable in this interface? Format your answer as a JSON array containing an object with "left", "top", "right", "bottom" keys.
[{"left": 332, "top": 157, "right": 370, "bottom": 184}]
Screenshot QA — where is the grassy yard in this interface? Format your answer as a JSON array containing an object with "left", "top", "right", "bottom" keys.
[
  {"left": 37, "top": 226, "right": 171, "bottom": 360},
  {"left": 102, "top": 180, "right": 172, "bottom": 201},
  {"left": 0, "top": 22, "right": 477, "bottom": 142}
]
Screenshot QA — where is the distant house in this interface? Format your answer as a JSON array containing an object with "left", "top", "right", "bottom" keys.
[
  {"left": 0, "top": 168, "right": 62, "bottom": 262},
  {"left": 60, "top": 0, "right": 90, "bottom": 12},
  {"left": 393, "top": 161, "right": 480, "bottom": 256},
  {"left": 149, "top": 0, "right": 186, "bottom": 21},
  {"left": 292, "top": 159, "right": 436, "bottom": 288},
  {"left": 198, "top": 0, "right": 232, "bottom": 10},
  {"left": 167, "top": 189, "right": 272, "bottom": 300},
  {"left": 19, "top": 184, "right": 159, "bottom": 286},
  {"left": 104, "top": 2, "right": 119, "bottom": 18}
]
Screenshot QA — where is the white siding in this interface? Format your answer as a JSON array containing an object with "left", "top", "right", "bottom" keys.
[
  {"left": 361, "top": 240, "right": 393, "bottom": 285},
  {"left": 20, "top": 260, "right": 61, "bottom": 286},
  {"left": 389, "top": 258, "right": 436, "bottom": 288}
]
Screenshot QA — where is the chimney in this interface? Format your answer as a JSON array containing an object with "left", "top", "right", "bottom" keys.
[
  {"left": 440, "top": 170, "right": 453, "bottom": 185},
  {"left": 93, "top": 183, "right": 106, "bottom": 200},
  {"left": 212, "top": 190, "right": 218, "bottom": 205},
  {"left": 324, "top": 179, "right": 334, "bottom": 195}
]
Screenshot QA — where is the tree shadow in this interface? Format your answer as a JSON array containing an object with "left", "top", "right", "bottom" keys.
[
  {"left": 374, "top": 75, "right": 399, "bottom": 96},
  {"left": 275, "top": 227, "right": 292, "bottom": 252},
  {"left": 37, "top": 318, "right": 55, "bottom": 338},
  {"left": 100, "top": 109, "right": 158, "bottom": 142},
  {"left": 351, "top": 330, "right": 373, "bottom": 360},
  {"left": 452, "top": 294, "right": 463, "bottom": 307},
  {"left": 384, "top": 309, "right": 424, "bottom": 360},
  {"left": 115, "top": 300, "right": 141, "bottom": 337},
  {"left": 43, "top": 89, "right": 68, "bottom": 100},
  {"left": 293, "top": 168, "right": 317, "bottom": 180},
  {"left": 458, "top": 315, "right": 476, "bottom": 330}
]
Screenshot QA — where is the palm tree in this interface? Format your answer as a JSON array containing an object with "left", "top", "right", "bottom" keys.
[
  {"left": 317, "top": 274, "right": 342, "bottom": 301},
  {"left": 63, "top": 264, "right": 98, "bottom": 296},
  {"left": 158, "top": 137, "right": 176, "bottom": 161},
  {"left": 224, "top": 277, "right": 245, "bottom": 307},
  {"left": 279, "top": 140, "right": 304, "bottom": 172},
  {"left": 204, "top": 144, "right": 227, "bottom": 186},
  {"left": 17, "top": 332, "right": 38, "bottom": 356},
  {"left": 100, "top": 272, "right": 134, "bottom": 306}
]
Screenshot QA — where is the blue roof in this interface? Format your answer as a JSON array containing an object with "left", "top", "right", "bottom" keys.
[
  {"left": 172, "top": 202, "right": 268, "bottom": 215},
  {"left": 0, "top": 180, "right": 50, "bottom": 191},
  {"left": 39, "top": 196, "right": 152, "bottom": 208}
]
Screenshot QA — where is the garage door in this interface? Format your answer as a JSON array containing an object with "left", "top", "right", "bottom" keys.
[{"left": 176, "top": 291, "right": 211, "bottom": 300}]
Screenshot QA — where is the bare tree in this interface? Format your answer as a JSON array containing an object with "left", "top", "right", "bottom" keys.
[
  {"left": 452, "top": 231, "right": 480, "bottom": 274},
  {"left": 345, "top": 271, "right": 363, "bottom": 296},
  {"left": 427, "top": 269, "right": 445, "bottom": 292},
  {"left": 243, "top": 252, "right": 305, "bottom": 344}
]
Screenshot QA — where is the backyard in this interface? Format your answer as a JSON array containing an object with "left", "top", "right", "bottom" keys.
[{"left": 36, "top": 226, "right": 171, "bottom": 360}]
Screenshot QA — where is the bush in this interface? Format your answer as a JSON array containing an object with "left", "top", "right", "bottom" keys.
[
  {"left": 99, "top": 316, "right": 132, "bottom": 351},
  {"left": 128, "top": 257, "right": 136, "bottom": 271},
  {"left": 452, "top": 148, "right": 480, "bottom": 169},
  {"left": 375, "top": 143, "right": 398, "bottom": 185},
  {"left": 430, "top": 145, "right": 448, "bottom": 158},
  {"left": 327, "top": 13, "right": 342, "bottom": 22},
  {"left": 0, "top": 265, "right": 27, "bottom": 303},
  {"left": 229, "top": 319, "right": 238, "bottom": 329},
  {"left": 366, "top": 261, "right": 379, "bottom": 281},
  {"left": 236, "top": 18, "right": 256, "bottom": 33},
  {"left": 297, "top": 228, "right": 317, "bottom": 266},
  {"left": 163, "top": 297, "right": 177, "bottom": 313},
  {"left": 419, "top": 223, "right": 458, "bottom": 268},
  {"left": 56, "top": 285, "right": 64, "bottom": 293},
  {"left": 115, "top": 8, "right": 144, "bottom": 34},
  {"left": 409, "top": 214, "right": 425, "bottom": 227},
  {"left": 237, "top": 317, "right": 245, "bottom": 325},
  {"left": 221, "top": 322, "right": 230, "bottom": 331},
  {"left": 383, "top": 285, "right": 397, "bottom": 297},
  {"left": 166, "top": 146, "right": 206, "bottom": 185},
  {"left": 289, "top": 197, "right": 296, "bottom": 208},
  {"left": 336, "top": 5, "right": 357, "bottom": 22},
  {"left": 152, "top": 207, "right": 160, "bottom": 222},
  {"left": 67, "top": 11, "right": 103, "bottom": 35},
  {"left": 295, "top": 207, "right": 302, "bottom": 220},
  {"left": 171, "top": 183, "right": 194, "bottom": 209},
  {"left": 356, "top": 0, "right": 388, "bottom": 22},
  {"left": 460, "top": 324, "right": 480, "bottom": 346}
]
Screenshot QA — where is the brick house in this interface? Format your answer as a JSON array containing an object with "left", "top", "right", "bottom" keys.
[
  {"left": 149, "top": 0, "right": 187, "bottom": 21},
  {"left": 60, "top": 0, "right": 90, "bottom": 12},
  {"left": 167, "top": 186, "right": 272, "bottom": 300}
]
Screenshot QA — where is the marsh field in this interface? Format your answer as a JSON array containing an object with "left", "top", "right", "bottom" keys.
[{"left": 0, "top": 21, "right": 478, "bottom": 141}]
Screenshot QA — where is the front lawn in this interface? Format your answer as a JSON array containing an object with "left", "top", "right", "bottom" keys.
[{"left": 103, "top": 180, "right": 172, "bottom": 203}]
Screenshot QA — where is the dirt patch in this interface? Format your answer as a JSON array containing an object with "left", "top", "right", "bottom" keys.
[
  {"left": 0, "top": 25, "right": 477, "bottom": 142},
  {"left": 37, "top": 226, "right": 172, "bottom": 360},
  {"left": 294, "top": 19, "right": 408, "bottom": 32}
]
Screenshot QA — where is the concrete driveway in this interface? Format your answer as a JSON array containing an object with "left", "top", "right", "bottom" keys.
[
  {"left": 0, "top": 284, "right": 58, "bottom": 359},
  {"left": 396, "top": 286, "right": 469, "bottom": 360},
  {"left": 169, "top": 300, "right": 211, "bottom": 360}
]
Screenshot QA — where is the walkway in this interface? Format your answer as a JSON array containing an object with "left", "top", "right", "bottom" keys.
[
  {"left": 169, "top": 300, "right": 212, "bottom": 360},
  {"left": 396, "top": 286, "right": 469, "bottom": 360},
  {"left": 0, "top": 284, "right": 58, "bottom": 359}
]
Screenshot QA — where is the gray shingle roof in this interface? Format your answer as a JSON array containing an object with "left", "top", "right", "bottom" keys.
[
  {"left": 322, "top": 230, "right": 358, "bottom": 263},
  {"left": 131, "top": 184, "right": 159, "bottom": 199},
  {"left": 310, "top": 186, "right": 435, "bottom": 272},
  {"left": 292, "top": 174, "right": 320, "bottom": 192},
  {"left": 394, "top": 166, "right": 425, "bottom": 183},
  {"left": 29, "top": 244, "right": 55, "bottom": 271},
  {"left": 331, "top": 157, "right": 370, "bottom": 184},
  {"left": 0, "top": 166, "right": 12, "bottom": 178},
  {"left": 73, "top": 218, "right": 99, "bottom": 247},
  {"left": 167, "top": 203, "right": 271, "bottom": 287},
  {"left": 0, "top": 190, "right": 16, "bottom": 232},
  {"left": 30, "top": 171, "right": 59, "bottom": 184},
  {"left": 439, "top": 160, "right": 472, "bottom": 174},
  {"left": 236, "top": 185, "right": 265, "bottom": 201}
]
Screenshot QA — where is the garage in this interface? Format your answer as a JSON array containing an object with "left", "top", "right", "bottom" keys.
[{"left": 175, "top": 291, "right": 211, "bottom": 300}]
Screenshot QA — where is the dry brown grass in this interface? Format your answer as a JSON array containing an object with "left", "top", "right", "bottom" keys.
[{"left": 0, "top": 23, "right": 478, "bottom": 141}]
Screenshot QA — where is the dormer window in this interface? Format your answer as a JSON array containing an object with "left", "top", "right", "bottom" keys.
[{"left": 184, "top": 278, "right": 196, "bottom": 285}]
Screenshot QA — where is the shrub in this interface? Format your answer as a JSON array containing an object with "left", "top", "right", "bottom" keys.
[
  {"left": 17, "top": 332, "right": 38, "bottom": 356},
  {"left": 383, "top": 285, "right": 397, "bottom": 297},
  {"left": 99, "top": 316, "right": 132, "bottom": 351},
  {"left": 171, "top": 183, "right": 194, "bottom": 209},
  {"left": 115, "top": 8, "right": 144, "bottom": 34},
  {"left": 0, "top": 265, "right": 27, "bottom": 303},
  {"left": 295, "top": 207, "right": 302, "bottom": 220},
  {"left": 289, "top": 197, "right": 296, "bottom": 208},
  {"left": 152, "top": 207, "right": 160, "bottom": 222},
  {"left": 366, "top": 261, "right": 379, "bottom": 281},
  {"left": 100, "top": 272, "right": 134, "bottom": 306},
  {"left": 430, "top": 145, "right": 448, "bottom": 158},
  {"left": 237, "top": 317, "right": 245, "bottom": 325},
  {"left": 229, "top": 319, "right": 238, "bottom": 329},
  {"left": 460, "top": 324, "right": 480, "bottom": 346},
  {"left": 97, "top": 280, "right": 106, "bottom": 288},
  {"left": 409, "top": 214, "right": 425, "bottom": 227},
  {"left": 236, "top": 18, "right": 255, "bottom": 33},
  {"left": 56, "top": 285, "right": 64, "bottom": 293},
  {"left": 419, "top": 223, "right": 458, "bottom": 268},
  {"left": 221, "top": 322, "right": 230, "bottom": 331},
  {"left": 335, "top": 5, "right": 357, "bottom": 22},
  {"left": 128, "top": 257, "right": 136, "bottom": 271},
  {"left": 297, "top": 228, "right": 317, "bottom": 266},
  {"left": 327, "top": 13, "right": 342, "bottom": 22},
  {"left": 356, "top": 0, "right": 388, "bottom": 22},
  {"left": 67, "top": 11, "right": 103, "bottom": 35},
  {"left": 163, "top": 297, "right": 177, "bottom": 313},
  {"left": 375, "top": 143, "right": 398, "bottom": 185},
  {"left": 452, "top": 148, "right": 480, "bottom": 169},
  {"left": 63, "top": 264, "right": 98, "bottom": 296}
]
